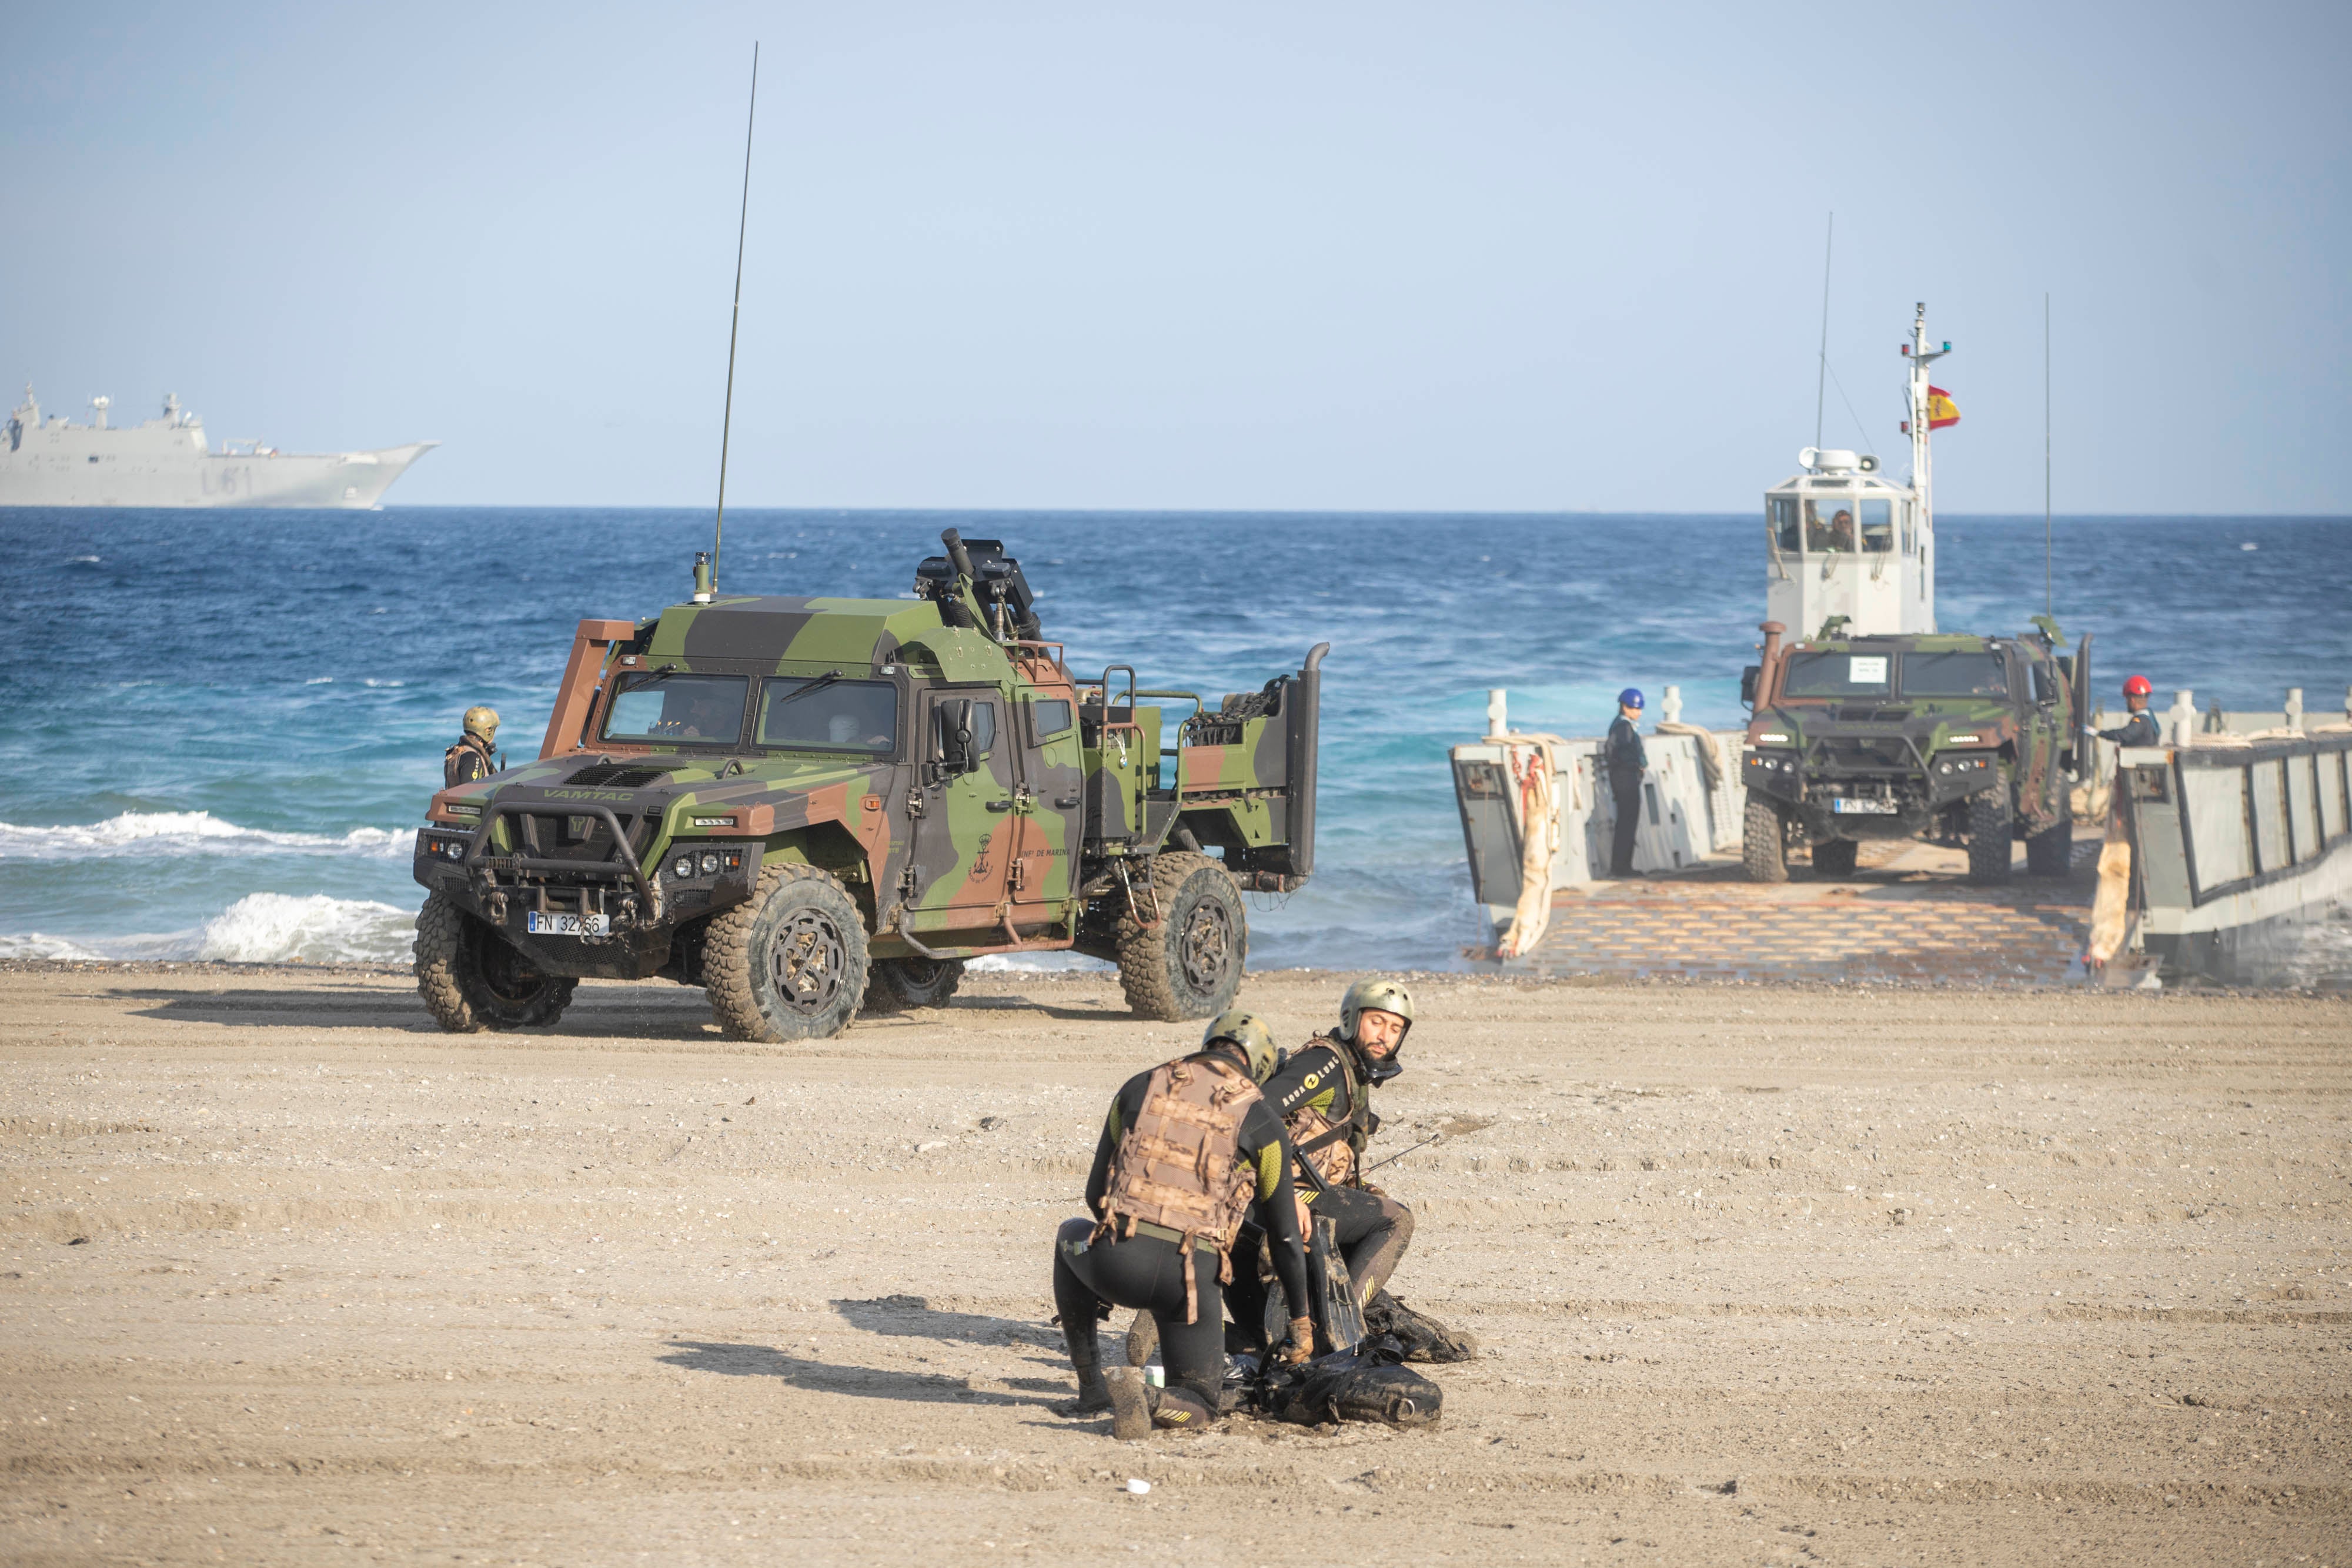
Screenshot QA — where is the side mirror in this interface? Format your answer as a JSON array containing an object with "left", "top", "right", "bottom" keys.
[
  {"left": 1740, "top": 666, "right": 1760, "bottom": 708},
  {"left": 935, "top": 698, "right": 978, "bottom": 775}
]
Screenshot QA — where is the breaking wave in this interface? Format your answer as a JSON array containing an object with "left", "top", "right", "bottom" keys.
[
  {"left": 0, "top": 894, "right": 416, "bottom": 967},
  {"left": 0, "top": 811, "right": 406, "bottom": 862}
]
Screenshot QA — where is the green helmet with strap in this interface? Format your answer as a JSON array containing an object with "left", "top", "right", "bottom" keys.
[
  {"left": 462, "top": 705, "right": 500, "bottom": 743},
  {"left": 1202, "top": 1009, "right": 1278, "bottom": 1084},
  {"left": 1339, "top": 977, "right": 1415, "bottom": 1047}
]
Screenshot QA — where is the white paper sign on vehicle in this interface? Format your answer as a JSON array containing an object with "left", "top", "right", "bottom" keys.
[{"left": 1848, "top": 656, "right": 1889, "bottom": 685}]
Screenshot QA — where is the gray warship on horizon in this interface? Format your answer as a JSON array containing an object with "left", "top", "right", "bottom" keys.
[{"left": 1, "top": 385, "right": 434, "bottom": 508}]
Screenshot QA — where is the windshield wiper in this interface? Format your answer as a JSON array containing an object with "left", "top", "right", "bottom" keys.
[{"left": 763, "top": 672, "right": 843, "bottom": 712}]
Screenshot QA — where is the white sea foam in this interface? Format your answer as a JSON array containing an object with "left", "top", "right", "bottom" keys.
[
  {"left": 192, "top": 894, "right": 416, "bottom": 964},
  {"left": 0, "top": 931, "right": 112, "bottom": 961},
  {"left": 0, "top": 811, "right": 406, "bottom": 862},
  {"left": 1, "top": 894, "right": 416, "bottom": 967}
]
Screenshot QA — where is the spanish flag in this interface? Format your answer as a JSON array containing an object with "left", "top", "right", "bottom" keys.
[{"left": 1927, "top": 386, "right": 1961, "bottom": 430}]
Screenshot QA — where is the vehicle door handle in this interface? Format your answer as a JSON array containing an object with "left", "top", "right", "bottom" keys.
[
  {"left": 986, "top": 799, "right": 1015, "bottom": 811},
  {"left": 1055, "top": 795, "right": 1080, "bottom": 809}
]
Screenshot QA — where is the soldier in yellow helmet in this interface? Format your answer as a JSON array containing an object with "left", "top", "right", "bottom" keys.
[{"left": 444, "top": 707, "right": 502, "bottom": 787}]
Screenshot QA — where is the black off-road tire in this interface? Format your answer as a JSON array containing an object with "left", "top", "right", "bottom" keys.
[
  {"left": 861, "top": 954, "right": 966, "bottom": 1014},
  {"left": 2025, "top": 816, "right": 2073, "bottom": 878},
  {"left": 1113, "top": 851, "right": 1247, "bottom": 1021},
  {"left": 1742, "top": 793, "right": 1789, "bottom": 883},
  {"left": 1966, "top": 788, "right": 2016, "bottom": 885},
  {"left": 413, "top": 891, "right": 577, "bottom": 1032},
  {"left": 704, "top": 864, "right": 871, "bottom": 1042},
  {"left": 1810, "top": 837, "right": 1859, "bottom": 880}
]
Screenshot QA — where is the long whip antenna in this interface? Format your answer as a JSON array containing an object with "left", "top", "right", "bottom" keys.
[
  {"left": 1812, "top": 212, "right": 1833, "bottom": 450},
  {"left": 711, "top": 42, "right": 760, "bottom": 595},
  {"left": 2043, "top": 291, "right": 2053, "bottom": 616}
]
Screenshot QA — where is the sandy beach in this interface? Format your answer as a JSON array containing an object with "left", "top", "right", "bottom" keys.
[{"left": 1, "top": 961, "right": 2346, "bottom": 1565}]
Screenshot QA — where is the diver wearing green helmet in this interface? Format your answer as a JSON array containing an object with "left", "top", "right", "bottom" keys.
[{"left": 1053, "top": 1009, "right": 1311, "bottom": 1438}]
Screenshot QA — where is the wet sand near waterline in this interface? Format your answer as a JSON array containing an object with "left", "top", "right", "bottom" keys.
[{"left": 2, "top": 962, "right": 2347, "bottom": 1566}]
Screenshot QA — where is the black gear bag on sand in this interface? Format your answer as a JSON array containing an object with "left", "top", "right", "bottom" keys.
[{"left": 1258, "top": 1336, "right": 1442, "bottom": 1427}]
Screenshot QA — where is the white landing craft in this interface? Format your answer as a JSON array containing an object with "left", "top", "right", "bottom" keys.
[{"left": 1, "top": 386, "right": 435, "bottom": 508}]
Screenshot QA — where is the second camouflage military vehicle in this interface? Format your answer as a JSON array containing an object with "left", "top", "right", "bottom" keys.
[
  {"left": 412, "top": 531, "right": 1325, "bottom": 1040},
  {"left": 1739, "top": 616, "right": 2091, "bottom": 885}
]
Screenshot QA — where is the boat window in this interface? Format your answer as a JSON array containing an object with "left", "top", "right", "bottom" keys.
[
  {"left": 1782, "top": 651, "right": 1893, "bottom": 697},
  {"left": 1899, "top": 500, "right": 1916, "bottom": 556},
  {"left": 756, "top": 677, "right": 899, "bottom": 753},
  {"left": 1769, "top": 496, "right": 1802, "bottom": 552},
  {"left": 601, "top": 673, "right": 750, "bottom": 745},
  {"left": 1899, "top": 652, "right": 2008, "bottom": 698},
  {"left": 1803, "top": 499, "right": 1856, "bottom": 552},
  {"left": 1859, "top": 499, "right": 1893, "bottom": 553}
]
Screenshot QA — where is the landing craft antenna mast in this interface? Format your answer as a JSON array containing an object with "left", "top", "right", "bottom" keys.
[
  {"left": 1812, "top": 213, "right": 1833, "bottom": 450},
  {"left": 704, "top": 43, "right": 760, "bottom": 603},
  {"left": 2044, "top": 292, "right": 2053, "bottom": 617}
]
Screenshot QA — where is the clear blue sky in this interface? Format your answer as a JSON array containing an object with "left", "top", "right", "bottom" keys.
[{"left": 6, "top": 1, "right": 2346, "bottom": 513}]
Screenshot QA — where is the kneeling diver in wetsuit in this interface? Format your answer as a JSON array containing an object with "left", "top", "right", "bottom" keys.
[
  {"left": 1265, "top": 978, "right": 1418, "bottom": 1305},
  {"left": 1053, "top": 1011, "right": 1313, "bottom": 1438}
]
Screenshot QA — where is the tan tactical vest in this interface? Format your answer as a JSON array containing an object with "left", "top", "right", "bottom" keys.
[
  {"left": 1100, "top": 1055, "right": 1262, "bottom": 1321},
  {"left": 1284, "top": 1034, "right": 1365, "bottom": 1188},
  {"left": 443, "top": 737, "right": 494, "bottom": 789}
]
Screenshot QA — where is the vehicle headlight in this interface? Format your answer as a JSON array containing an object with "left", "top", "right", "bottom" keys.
[
  {"left": 672, "top": 855, "right": 695, "bottom": 879},
  {"left": 699, "top": 851, "right": 721, "bottom": 875},
  {"left": 444, "top": 840, "right": 466, "bottom": 860}
]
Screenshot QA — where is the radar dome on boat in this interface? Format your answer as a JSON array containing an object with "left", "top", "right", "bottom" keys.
[{"left": 1799, "top": 447, "right": 1867, "bottom": 473}]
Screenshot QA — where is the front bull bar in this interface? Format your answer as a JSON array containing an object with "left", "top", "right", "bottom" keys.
[{"left": 459, "top": 801, "right": 659, "bottom": 921}]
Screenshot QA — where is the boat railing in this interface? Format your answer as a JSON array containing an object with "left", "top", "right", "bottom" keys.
[{"left": 2119, "top": 723, "right": 2352, "bottom": 910}]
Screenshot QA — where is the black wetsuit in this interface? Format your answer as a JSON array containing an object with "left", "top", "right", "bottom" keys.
[
  {"left": 2098, "top": 710, "right": 2160, "bottom": 747},
  {"left": 1257, "top": 1039, "right": 1415, "bottom": 1307},
  {"left": 1054, "top": 1051, "right": 1309, "bottom": 1413},
  {"left": 1604, "top": 714, "right": 1647, "bottom": 875}
]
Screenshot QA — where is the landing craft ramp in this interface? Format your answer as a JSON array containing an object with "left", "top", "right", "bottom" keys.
[{"left": 1495, "top": 838, "right": 2096, "bottom": 985}]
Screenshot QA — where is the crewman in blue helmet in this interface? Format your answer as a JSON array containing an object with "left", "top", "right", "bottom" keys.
[{"left": 1605, "top": 688, "right": 1648, "bottom": 877}]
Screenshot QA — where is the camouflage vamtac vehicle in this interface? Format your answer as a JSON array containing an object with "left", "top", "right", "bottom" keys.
[
  {"left": 412, "top": 531, "right": 1325, "bottom": 1040},
  {"left": 1738, "top": 616, "right": 2090, "bottom": 885}
]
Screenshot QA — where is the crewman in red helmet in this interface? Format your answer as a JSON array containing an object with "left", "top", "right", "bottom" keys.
[{"left": 2097, "top": 675, "right": 2161, "bottom": 748}]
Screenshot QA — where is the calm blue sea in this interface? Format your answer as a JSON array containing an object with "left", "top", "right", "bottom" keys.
[{"left": 2, "top": 508, "right": 2346, "bottom": 972}]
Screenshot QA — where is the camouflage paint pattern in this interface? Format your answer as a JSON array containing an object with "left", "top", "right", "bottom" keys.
[{"left": 415, "top": 587, "right": 1324, "bottom": 979}]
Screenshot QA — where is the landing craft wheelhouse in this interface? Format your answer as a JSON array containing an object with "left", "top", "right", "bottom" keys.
[{"left": 1763, "top": 303, "right": 1952, "bottom": 639}]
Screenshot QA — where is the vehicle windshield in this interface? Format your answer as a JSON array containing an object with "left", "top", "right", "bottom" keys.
[
  {"left": 1782, "top": 650, "right": 1893, "bottom": 697},
  {"left": 600, "top": 673, "right": 749, "bottom": 744},
  {"left": 1899, "top": 651, "right": 2008, "bottom": 698},
  {"left": 757, "top": 677, "right": 898, "bottom": 753}
]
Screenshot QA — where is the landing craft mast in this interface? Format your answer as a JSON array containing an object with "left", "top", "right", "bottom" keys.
[{"left": 1902, "top": 300, "right": 1952, "bottom": 580}]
